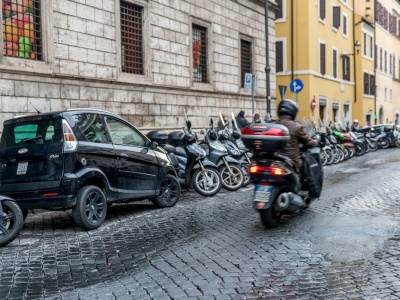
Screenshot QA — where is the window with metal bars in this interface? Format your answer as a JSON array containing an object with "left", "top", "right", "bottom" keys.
[
  {"left": 2, "top": 0, "right": 42, "bottom": 60},
  {"left": 240, "top": 40, "right": 252, "bottom": 88},
  {"left": 121, "top": 2, "right": 143, "bottom": 75},
  {"left": 192, "top": 24, "right": 207, "bottom": 83}
]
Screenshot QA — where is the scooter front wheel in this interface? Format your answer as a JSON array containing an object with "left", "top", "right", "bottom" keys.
[
  {"left": 241, "top": 164, "right": 251, "bottom": 187},
  {"left": 395, "top": 138, "right": 400, "bottom": 148},
  {"left": 0, "top": 200, "right": 24, "bottom": 247},
  {"left": 219, "top": 164, "right": 244, "bottom": 191},
  {"left": 379, "top": 137, "right": 390, "bottom": 149},
  {"left": 192, "top": 167, "right": 222, "bottom": 197}
]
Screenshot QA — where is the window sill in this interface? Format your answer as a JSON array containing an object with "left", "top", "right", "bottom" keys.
[
  {"left": 117, "top": 72, "right": 153, "bottom": 85},
  {"left": 192, "top": 81, "right": 214, "bottom": 91},
  {"left": 0, "top": 57, "right": 54, "bottom": 75}
]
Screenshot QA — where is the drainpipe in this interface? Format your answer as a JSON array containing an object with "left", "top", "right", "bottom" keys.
[
  {"left": 374, "top": 0, "right": 377, "bottom": 124},
  {"left": 265, "top": 0, "right": 271, "bottom": 115},
  {"left": 353, "top": 0, "right": 357, "bottom": 105},
  {"left": 291, "top": 0, "right": 294, "bottom": 81}
]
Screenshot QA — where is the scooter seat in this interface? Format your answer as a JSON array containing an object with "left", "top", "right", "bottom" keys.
[{"left": 163, "top": 145, "right": 187, "bottom": 158}]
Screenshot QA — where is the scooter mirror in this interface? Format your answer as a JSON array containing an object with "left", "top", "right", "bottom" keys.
[
  {"left": 210, "top": 118, "right": 214, "bottom": 127},
  {"left": 231, "top": 112, "right": 239, "bottom": 129},
  {"left": 186, "top": 120, "right": 191, "bottom": 130}
]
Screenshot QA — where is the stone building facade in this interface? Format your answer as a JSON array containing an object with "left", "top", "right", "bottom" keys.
[{"left": 0, "top": 0, "right": 276, "bottom": 131}]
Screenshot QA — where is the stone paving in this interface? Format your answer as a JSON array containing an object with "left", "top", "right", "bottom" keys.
[{"left": 1, "top": 149, "right": 400, "bottom": 299}]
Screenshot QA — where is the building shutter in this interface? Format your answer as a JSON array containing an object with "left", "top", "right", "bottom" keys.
[
  {"left": 275, "top": 0, "right": 283, "bottom": 19},
  {"left": 393, "top": 56, "right": 396, "bottom": 77},
  {"left": 333, "top": 6, "right": 341, "bottom": 28},
  {"left": 319, "top": 0, "right": 325, "bottom": 20},
  {"left": 320, "top": 43, "right": 326, "bottom": 75},
  {"left": 333, "top": 49, "right": 337, "bottom": 78},
  {"left": 342, "top": 55, "right": 350, "bottom": 81},
  {"left": 364, "top": 73, "right": 369, "bottom": 95},
  {"left": 370, "top": 75, "right": 375, "bottom": 95},
  {"left": 276, "top": 41, "right": 283, "bottom": 72}
]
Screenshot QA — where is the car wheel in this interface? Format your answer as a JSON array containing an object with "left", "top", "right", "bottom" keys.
[
  {"left": 0, "top": 200, "right": 24, "bottom": 247},
  {"left": 152, "top": 174, "right": 181, "bottom": 208},
  {"left": 72, "top": 185, "right": 107, "bottom": 231}
]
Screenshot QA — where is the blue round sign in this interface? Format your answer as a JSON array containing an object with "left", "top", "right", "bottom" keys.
[{"left": 290, "top": 79, "right": 304, "bottom": 94}]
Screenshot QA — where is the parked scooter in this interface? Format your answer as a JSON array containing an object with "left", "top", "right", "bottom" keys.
[
  {"left": 243, "top": 123, "right": 325, "bottom": 228},
  {"left": 200, "top": 118, "right": 245, "bottom": 191},
  {"left": 147, "top": 118, "right": 222, "bottom": 197},
  {"left": 377, "top": 125, "right": 400, "bottom": 148},
  {"left": 0, "top": 195, "right": 24, "bottom": 247},
  {"left": 217, "top": 113, "right": 250, "bottom": 187},
  {"left": 230, "top": 112, "right": 253, "bottom": 164}
]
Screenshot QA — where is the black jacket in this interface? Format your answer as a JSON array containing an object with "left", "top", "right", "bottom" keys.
[
  {"left": 277, "top": 115, "right": 319, "bottom": 168},
  {"left": 236, "top": 111, "right": 250, "bottom": 130}
]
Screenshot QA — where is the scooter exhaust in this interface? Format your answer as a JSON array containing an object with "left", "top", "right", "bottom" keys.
[{"left": 276, "top": 192, "right": 304, "bottom": 213}]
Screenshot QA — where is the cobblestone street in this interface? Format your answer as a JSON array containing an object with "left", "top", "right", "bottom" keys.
[{"left": 2, "top": 149, "right": 400, "bottom": 299}]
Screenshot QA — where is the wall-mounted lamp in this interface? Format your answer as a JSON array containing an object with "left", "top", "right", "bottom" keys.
[
  {"left": 340, "top": 41, "right": 361, "bottom": 58},
  {"left": 354, "top": 40, "right": 361, "bottom": 54}
]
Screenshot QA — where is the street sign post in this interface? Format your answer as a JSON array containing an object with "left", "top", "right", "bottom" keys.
[
  {"left": 244, "top": 73, "right": 258, "bottom": 120},
  {"left": 290, "top": 79, "right": 304, "bottom": 105}
]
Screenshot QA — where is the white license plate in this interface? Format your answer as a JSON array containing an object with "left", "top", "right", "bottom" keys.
[
  {"left": 254, "top": 184, "right": 271, "bottom": 202},
  {"left": 17, "top": 162, "right": 28, "bottom": 175}
]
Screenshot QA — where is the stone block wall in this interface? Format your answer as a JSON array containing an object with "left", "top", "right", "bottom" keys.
[{"left": 0, "top": 0, "right": 277, "bottom": 131}]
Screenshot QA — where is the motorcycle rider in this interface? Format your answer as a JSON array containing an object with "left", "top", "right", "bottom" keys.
[
  {"left": 351, "top": 119, "right": 359, "bottom": 132},
  {"left": 277, "top": 99, "right": 319, "bottom": 171}
]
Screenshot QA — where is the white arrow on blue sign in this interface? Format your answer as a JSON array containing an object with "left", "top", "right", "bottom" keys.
[
  {"left": 290, "top": 79, "right": 304, "bottom": 94},
  {"left": 244, "top": 73, "right": 252, "bottom": 92}
]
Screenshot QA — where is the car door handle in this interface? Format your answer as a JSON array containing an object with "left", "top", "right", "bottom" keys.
[{"left": 119, "top": 153, "right": 129, "bottom": 158}]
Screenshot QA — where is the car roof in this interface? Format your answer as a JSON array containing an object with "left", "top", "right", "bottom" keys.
[{"left": 11, "top": 108, "right": 121, "bottom": 120}]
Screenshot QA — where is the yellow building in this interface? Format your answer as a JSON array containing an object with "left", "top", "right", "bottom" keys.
[
  {"left": 275, "top": 0, "right": 357, "bottom": 126},
  {"left": 373, "top": 0, "right": 400, "bottom": 125},
  {"left": 352, "top": 13, "right": 375, "bottom": 126}
]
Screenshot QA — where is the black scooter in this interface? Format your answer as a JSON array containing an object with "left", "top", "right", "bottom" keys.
[
  {"left": 147, "top": 119, "right": 222, "bottom": 197},
  {"left": 0, "top": 195, "right": 24, "bottom": 247},
  {"left": 200, "top": 118, "right": 244, "bottom": 191},
  {"left": 243, "top": 123, "right": 324, "bottom": 228}
]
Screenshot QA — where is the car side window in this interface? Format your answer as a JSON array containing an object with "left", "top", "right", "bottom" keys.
[
  {"left": 105, "top": 117, "right": 146, "bottom": 147},
  {"left": 73, "top": 114, "right": 108, "bottom": 143}
]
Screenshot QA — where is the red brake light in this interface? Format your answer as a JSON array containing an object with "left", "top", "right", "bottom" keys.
[
  {"left": 269, "top": 167, "right": 285, "bottom": 175},
  {"left": 249, "top": 166, "right": 259, "bottom": 173},
  {"left": 248, "top": 166, "right": 285, "bottom": 175}
]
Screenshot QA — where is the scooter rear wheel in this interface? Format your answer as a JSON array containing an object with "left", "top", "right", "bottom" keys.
[
  {"left": 192, "top": 167, "right": 222, "bottom": 197},
  {"left": 0, "top": 200, "right": 24, "bottom": 247},
  {"left": 260, "top": 206, "right": 281, "bottom": 228}
]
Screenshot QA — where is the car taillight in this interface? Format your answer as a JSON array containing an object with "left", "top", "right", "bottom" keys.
[
  {"left": 62, "top": 120, "right": 78, "bottom": 152},
  {"left": 43, "top": 192, "right": 59, "bottom": 197},
  {"left": 248, "top": 165, "right": 285, "bottom": 175}
]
